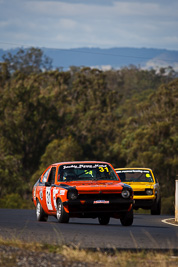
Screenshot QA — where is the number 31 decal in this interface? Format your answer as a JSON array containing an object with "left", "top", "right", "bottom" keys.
[{"left": 99, "top": 167, "right": 109, "bottom": 172}]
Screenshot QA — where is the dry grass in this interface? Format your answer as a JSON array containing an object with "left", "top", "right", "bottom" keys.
[
  {"left": 0, "top": 236, "right": 178, "bottom": 267},
  {"left": 60, "top": 246, "right": 178, "bottom": 267}
]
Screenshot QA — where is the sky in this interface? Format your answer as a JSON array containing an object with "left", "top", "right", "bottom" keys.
[{"left": 0, "top": 0, "right": 178, "bottom": 51}]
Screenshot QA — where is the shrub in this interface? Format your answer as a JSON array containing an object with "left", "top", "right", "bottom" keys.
[
  {"left": 161, "top": 196, "right": 175, "bottom": 215},
  {"left": 0, "top": 193, "right": 33, "bottom": 209}
]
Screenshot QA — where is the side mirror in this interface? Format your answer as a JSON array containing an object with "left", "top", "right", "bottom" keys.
[{"left": 45, "top": 182, "right": 51, "bottom": 186}]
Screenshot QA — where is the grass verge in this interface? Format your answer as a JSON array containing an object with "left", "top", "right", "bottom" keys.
[{"left": 0, "top": 236, "right": 178, "bottom": 267}]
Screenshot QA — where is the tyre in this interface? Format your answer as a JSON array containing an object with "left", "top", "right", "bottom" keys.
[
  {"left": 56, "top": 199, "right": 69, "bottom": 223},
  {"left": 120, "top": 207, "right": 133, "bottom": 226},
  {"left": 98, "top": 216, "right": 110, "bottom": 225},
  {"left": 151, "top": 198, "right": 161, "bottom": 215},
  {"left": 36, "top": 200, "right": 48, "bottom": 222}
]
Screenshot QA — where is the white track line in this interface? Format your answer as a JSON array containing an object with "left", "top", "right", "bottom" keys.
[{"left": 162, "top": 218, "right": 178, "bottom": 227}]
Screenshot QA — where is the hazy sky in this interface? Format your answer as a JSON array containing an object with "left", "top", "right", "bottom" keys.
[{"left": 0, "top": 0, "right": 178, "bottom": 51}]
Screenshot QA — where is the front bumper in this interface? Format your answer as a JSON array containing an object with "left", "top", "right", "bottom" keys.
[
  {"left": 63, "top": 198, "right": 133, "bottom": 216},
  {"left": 133, "top": 198, "right": 155, "bottom": 209}
]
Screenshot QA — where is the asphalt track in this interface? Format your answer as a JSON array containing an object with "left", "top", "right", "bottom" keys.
[{"left": 0, "top": 209, "right": 178, "bottom": 250}]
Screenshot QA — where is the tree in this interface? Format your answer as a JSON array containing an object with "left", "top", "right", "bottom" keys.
[
  {"left": 0, "top": 62, "right": 10, "bottom": 85},
  {"left": 31, "top": 137, "right": 83, "bottom": 185},
  {"left": 2, "top": 47, "right": 52, "bottom": 74},
  {"left": 0, "top": 71, "right": 60, "bottom": 197},
  {"left": 119, "top": 79, "right": 178, "bottom": 197},
  {"left": 0, "top": 57, "right": 177, "bottom": 207}
]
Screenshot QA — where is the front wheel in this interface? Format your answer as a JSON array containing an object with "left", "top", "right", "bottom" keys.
[
  {"left": 56, "top": 199, "right": 69, "bottom": 223},
  {"left": 151, "top": 198, "right": 161, "bottom": 215},
  {"left": 98, "top": 216, "right": 110, "bottom": 225},
  {"left": 120, "top": 207, "right": 133, "bottom": 226},
  {"left": 36, "top": 200, "right": 48, "bottom": 222}
]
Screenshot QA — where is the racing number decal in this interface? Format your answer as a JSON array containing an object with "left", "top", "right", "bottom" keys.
[
  {"left": 99, "top": 167, "right": 109, "bottom": 172},
  {"left": 46, "top": 187, "right": 53, "bottom": 210},
  {"left": 53, "top": 188, "right": 59, "bottom": 209},
  {"left": 46, "top": 187, "right": 59, "bottom": 211}
]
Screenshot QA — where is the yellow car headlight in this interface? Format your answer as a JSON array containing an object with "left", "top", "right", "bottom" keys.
[{"left": 145, "top": 189, "right": 153, "bottom": 195}]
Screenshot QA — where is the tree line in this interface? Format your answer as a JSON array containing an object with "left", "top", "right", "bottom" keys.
[{"left": 0, "top": 48, "right": 177, "bottom": 212}]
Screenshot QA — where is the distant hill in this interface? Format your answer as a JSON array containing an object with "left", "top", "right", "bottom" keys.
[{"left": 0, "top": 47, "right": 178, "bottom": 71}]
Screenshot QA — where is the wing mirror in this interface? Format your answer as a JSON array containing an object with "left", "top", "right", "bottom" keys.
[{"left": 45, "top": 182, "right": 51, "bottom": 186}]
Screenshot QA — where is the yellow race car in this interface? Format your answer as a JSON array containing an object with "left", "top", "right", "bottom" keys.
[{"left": 115, "top": 168, "right": 161, "bottom": 215}]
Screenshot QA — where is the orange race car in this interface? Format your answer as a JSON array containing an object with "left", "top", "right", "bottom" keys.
[{"left": 32, "top": 161, "right": 134, "bottom": 226}]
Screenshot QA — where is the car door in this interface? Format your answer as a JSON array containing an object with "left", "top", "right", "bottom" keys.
[
  {"left": 35, "top": 167, "right": 51, "bottom": 213},
  {"left": 45, "top": 167, "right": 58, "bottom": 212}
]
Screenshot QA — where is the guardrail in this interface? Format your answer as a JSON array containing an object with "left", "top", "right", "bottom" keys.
[{"left": 175, "top": 180, "right": 178, "bottom": 222}]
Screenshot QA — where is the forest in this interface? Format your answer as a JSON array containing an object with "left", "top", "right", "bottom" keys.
[{"left": 0, "top": 48, "right": 177, "bottom": 214}]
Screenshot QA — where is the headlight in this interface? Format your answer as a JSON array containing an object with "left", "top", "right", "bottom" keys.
[
  {"left": 121, "top": 189, "right": 130, "bottom": 199},
  {"left": 145, "top": 189, "right": 153, "bottom": 195},
  {"left": 67, "top": 189, "right": 78, "bottom": 200}
]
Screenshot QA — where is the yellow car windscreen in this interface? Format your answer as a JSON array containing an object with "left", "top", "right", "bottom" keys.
[{"left": 116, "top": 170, "right": 153, "bottom": 182}]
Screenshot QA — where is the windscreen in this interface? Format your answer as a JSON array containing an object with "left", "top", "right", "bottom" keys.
[
  {"left": 58, "top": 163, "right": 119, "bottom": 181},
  {"left": 116, "top": 169, "right": 153, "bottom": 182}
]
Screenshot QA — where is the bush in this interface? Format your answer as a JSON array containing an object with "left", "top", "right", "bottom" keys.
[
  {"left": 161, "top": 196, "right": 175, "bottom": 215},
  {"left": 0, "top": 193, "right": 33, "bottom": 209}
]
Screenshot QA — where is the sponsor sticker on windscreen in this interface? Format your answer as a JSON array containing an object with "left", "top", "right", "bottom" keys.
[
  {"left": 117, "top": 170, "right": 149, "bottom": 173},
  {"left": 63, "top": 164, "right": 108, "bottom": 169}
]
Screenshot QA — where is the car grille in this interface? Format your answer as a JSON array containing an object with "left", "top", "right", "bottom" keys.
[
  {"left": 78, "top": 193, "right": 122, "bottom": 200},
  {"left": 134, "top": 191, "right": 153, "bottom": 196}
]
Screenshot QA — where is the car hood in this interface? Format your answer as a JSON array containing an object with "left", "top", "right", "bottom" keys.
[
  {"left": 61, "top": 180, "right": 125, "bottom": 194},
  {"left": 123, "top": 182, "right": 154, "bottom": 190}
]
